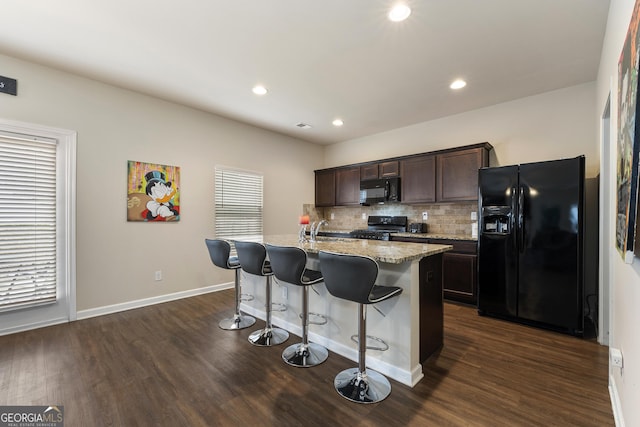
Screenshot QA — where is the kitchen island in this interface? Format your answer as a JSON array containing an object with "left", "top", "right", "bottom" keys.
[{"left": 233, "top": 234, "right": 451, "bottom": 387}]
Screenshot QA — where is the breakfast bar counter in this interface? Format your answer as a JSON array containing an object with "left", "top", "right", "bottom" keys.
[{"left": 234, "top": 234, "right": 452, "bottom": 387}]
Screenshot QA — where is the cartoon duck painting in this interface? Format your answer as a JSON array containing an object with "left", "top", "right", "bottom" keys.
[{"left": 144, "top": 170, "right": 179, "bottom": 221}]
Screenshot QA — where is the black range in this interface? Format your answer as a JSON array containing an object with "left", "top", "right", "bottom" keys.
[{"left": 350, "top": 216, "right": 408, "bottom": 240}]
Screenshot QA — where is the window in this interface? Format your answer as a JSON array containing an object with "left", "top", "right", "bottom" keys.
[
  {"left": 0, "top": 134, "right": 57, "bottom": 311},
  {"left": 0, "top": 119, "right": 76, "bottom": 334},
  {"left": 215, "top": 166, "right": 263, "bottom": 239}
]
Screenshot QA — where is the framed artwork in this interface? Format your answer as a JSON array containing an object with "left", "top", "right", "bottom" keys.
[
  {"left": 616, "top": 0, "right": 640, "bottom": 260},
  {"left": 127, "top": 161, "right": 180, "bottom": 222}
]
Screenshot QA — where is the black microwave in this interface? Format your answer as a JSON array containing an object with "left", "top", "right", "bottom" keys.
[{"left": 359, "top": 177, "right": 400, "bottom": 205}]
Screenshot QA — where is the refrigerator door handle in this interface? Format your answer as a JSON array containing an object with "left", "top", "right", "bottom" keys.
[
  {"left": 511, "top": 186, "right": 518, "bottom": 249},
  {"left": 518, "top": 186, "right": 525, "bottom": 253}
]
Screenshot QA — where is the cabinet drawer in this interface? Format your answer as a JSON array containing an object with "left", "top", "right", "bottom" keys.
[{"left": 429, "top": 239, "right": 477, "bottom": 254}]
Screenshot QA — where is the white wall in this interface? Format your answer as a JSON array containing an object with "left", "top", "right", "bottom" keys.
[
  {"left": 325, "top": 82, "right": 599, "bottom": 177},
  {"left": 0, "top": 53, "right": 323, "bottom": 312},
  {"left": 597, "top": 0, "right": 640, "bottom": 426}
]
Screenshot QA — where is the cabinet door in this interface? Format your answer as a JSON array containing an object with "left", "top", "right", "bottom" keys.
[
  {"left": 379, "top": 161, "right": 399, "bottom": 177},
  {"left": 360, "top": 164, "right": 379, "bottom": 181},
  {"left": 315, "top": 170, "right": 335, "bottom": 207},
  {"left": 400, "top": 155, "right": 436, "bottom": 203},
  {"left": 442, "top": 252, "right": 477, "bottom": 304},
  {"left": 437, "top": 147, "right": 488, "bottom": 202},
  {"left": 335, "top": 167, "right": 360, "bottom": 205},
  {"left": 361, "top": 161, "right": 398, "bottom": 180}
]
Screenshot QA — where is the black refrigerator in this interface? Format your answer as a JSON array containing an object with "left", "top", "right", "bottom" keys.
[{"left": 477, "top": 156, "right": 592, "bottom": 336}]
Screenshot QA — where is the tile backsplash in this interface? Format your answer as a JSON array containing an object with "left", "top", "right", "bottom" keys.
[{"left": 302, "top": 202, "right": 478, "bottom": 236}]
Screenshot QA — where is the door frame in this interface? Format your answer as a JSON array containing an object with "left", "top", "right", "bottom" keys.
[{"left": 0, "top": 118, "right": 77, "bottom": 335}]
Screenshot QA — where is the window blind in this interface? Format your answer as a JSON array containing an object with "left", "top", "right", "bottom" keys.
[
  {"left": 215, "top": 167, "right": 263, "bottom": 239},
  {"left": 0, "top": 135, "right": 57, "bottom": 312}
]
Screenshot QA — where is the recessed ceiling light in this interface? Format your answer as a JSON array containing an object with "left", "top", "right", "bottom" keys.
[
  {"left": 388, "top": 3, "right": 411, "bottom": 22},
  {"left": 252, "top": 85, "right": 268, "bottom": 95},
  {"left": 450, "top": 79, "right": 467, "bottom": 90},
  {"left": 332, "top": 119, "right": 344, "bottom": 127}
]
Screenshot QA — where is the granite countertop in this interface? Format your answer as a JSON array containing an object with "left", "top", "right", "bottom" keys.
[
  {"left": 317, "top": 229, "right": 476, "bottom": 241},
  {"left": 233, "top": 234, "right": 452, "bottom": 264},
  {"left": 393, "top": 232, "right": 477, "bottom": 241}
]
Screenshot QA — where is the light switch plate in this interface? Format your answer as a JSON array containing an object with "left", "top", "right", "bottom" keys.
[{"left": 422, "top": 212, "right": 428, "bottom": 220}]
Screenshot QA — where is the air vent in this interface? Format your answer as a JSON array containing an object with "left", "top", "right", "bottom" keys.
[{"left": 295, "top": 122, "right": 312, "bottom": 129}]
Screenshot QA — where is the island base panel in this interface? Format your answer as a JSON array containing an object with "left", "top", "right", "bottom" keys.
[{"left": 420, "top": 253, "right": 444, "bottom": 363}]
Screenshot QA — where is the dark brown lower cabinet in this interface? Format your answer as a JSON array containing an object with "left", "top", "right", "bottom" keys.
[
  {"left": 430, "top": 239, "right": 477, "bottom": 305},
  {"left": 393, "top": 236, "right": 478, "bottom": 305},
  {"left": 442, "top": 252, "right": 477, "bottom": 304}
]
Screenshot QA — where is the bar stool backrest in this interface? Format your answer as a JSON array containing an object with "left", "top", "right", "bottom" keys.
[
  {"left": 205, "top": 239, "right": 235, "bottom": 270},
  {"left": 265, "top": 244, "right": 307, "bottom": 286},
  {"left": 318, "top": 251, "right": 379, "bottom": 304},
  {"left": 234, "top": 241, "right": 271, "bottom": 276}
]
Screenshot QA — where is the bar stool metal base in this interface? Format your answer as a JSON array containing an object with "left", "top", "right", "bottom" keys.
[
  {"left": 248, "top": 326, "right": 289, "bottom": 346},
  {"left": 334, "top": 368, "right": 391, "bottom": 404},
  {"left": 218, "top": 313, "right": 256, "bottom": 330},
  {"left": 282, "top": 342, "right": 328, "bottom": 367}
]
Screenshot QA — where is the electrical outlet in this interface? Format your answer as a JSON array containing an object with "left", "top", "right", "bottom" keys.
[
  {"left": 362, "top": 213, "right": 367, "bottom": 220},
  {"left": 471, "top": 211, "right": 478, "bottom": 221},
  {"left": 330, "top": 212, "right": 335, "bottom": 220},
  {"left": 155, "top": 270, "right": 162, "bottom": 281},
  {"left": 422, "top": 211, "right": 428, "bottom": 221},
  {"left": 282, "top": 286, "right": 288, "bottom": 299},
  {"left": 610, "top": 347, "right": 623, "bottom": 368}
]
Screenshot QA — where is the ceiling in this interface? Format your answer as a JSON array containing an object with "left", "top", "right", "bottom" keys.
[{"left": 0, "top": 1, "right": 610, "bottom": 145}]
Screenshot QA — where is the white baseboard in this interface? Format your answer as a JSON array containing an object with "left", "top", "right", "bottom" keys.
[
  {"left": 77, "top": 282, "right": 233, "bottom": 320},
  {"left": 0, "top": 316, "right": 70, "bottom": 337},
  {"left": 0, "top": 283, "right": 234, "bottom": 336},
  {"left": 609, "top": 373, "right": 625, "bottom": 427}
]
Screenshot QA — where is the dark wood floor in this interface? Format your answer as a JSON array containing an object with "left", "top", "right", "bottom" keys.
[{"left": 0, "top": 290, "right": 613, "bottom": 426}]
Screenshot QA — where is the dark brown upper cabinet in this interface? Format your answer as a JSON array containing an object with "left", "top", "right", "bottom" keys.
[
  {"left": 335, "top": 167, "right": 361, "bottom": 206},
  {"left": 400, "top": 155, "right": 436, "bottom": 204},
  {"left": 437, "top": 146, "right": 489, "bottom": 202},
  {"left": 360, "top": 161, "right": 399, "bottom": 181},
  {"left": 315, "top": 169, "right": 335, "bottom": 207},
  {"left": 315, "top": 143, "right": 492, "bottom": 207},
  {"left": 380, "top": 161, "right": 400, "bottom": 177},
  {"left": 360, "top": 164, "right": 379, "bottom": 181}
]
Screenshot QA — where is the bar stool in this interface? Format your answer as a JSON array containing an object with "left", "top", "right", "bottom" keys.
[
  {"left": 265, "top": 244, "right": 329, "bottom": 367},
  {"left": 234, "top": 240, "right": 289, "bottom": 346},
  {"left": 204, "top": 239, "right": 256, "bottom": 330},
  {"left": 318, "top": 250, "right": 403, "bottom": 404}
]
